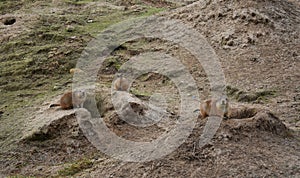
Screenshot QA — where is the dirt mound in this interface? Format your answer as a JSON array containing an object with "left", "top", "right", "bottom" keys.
[
  {"left": 1, "top": 105, "right": 298, "bottom": 177},
  {"left": 169, "top": 0, "right": 300, "bottom": 128},
  {"left": 170, "top": 0, "right": 299, "bottom": 45},
  {"left": 76, "top": 107, "right": 298, "bottom": 177},
  {"left": 225, "top": 110, "right": 290, "bottom": 138},
  {"left": 0, "top": 114, "right": 97, "bottom": 176}
]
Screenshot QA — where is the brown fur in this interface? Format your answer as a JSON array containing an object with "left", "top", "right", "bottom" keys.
[
  {"left": 200, "top": 96, "right": 230, "bottom": 119},
  {"left": 50, "top": 90, "right": 86, "bottom": 110},
  {"left": 114, "top": 76, "right": 129, "bottom": 91}
]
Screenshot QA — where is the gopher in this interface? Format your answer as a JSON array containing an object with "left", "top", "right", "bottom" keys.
[
  {"left": 50, "top": 90, "right": 87, "bottom": 110},
  {"left": 114, "top": 75, "right": 129, "bottom": 91},
  {"left": 199, "top": 96, "right": 230, "bottom": 119},
  {"left": 69, "top": 68, "right": 84, "bottom": 75}
]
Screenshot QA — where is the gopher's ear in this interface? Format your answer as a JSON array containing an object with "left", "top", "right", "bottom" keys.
[
  {"left": 76, "top": 89, "right": 86, "bottom": 94},
  {"left": 115, "top": 73, "right": 122, "bottom": 78},
  {"left": 193, "top": 109, "right": 200, "bottom": 112},
  {"left": 206, "top": 100, "right": 212, "bottom": 105}
]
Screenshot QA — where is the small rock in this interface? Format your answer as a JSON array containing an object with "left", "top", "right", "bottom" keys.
[
  {"left": 222, "top": 45, "right": 231, "bottom": 50},
  {"left": 250, "top": 57, "right": 259, "bottom": 63},
  {"left": 129, "top": 5, "right": 145, "bottom": 12},
  {"left": 37, "top": 166, "right": 43, "bottom": 171},
  {"left": 227, "top": 40, "right": 234, "bottom": 46},
  {"left": 53, "top": 86, "right": 61, "bottom": 90},
  {"left": 241, "top": 43, "right": 248, "bottom": 48},
  {"left": 71, "top": 130, "right": 80, "bottom": 137},
  {"left": 66, "top": 25, "right": 75, "bottom": 32},
  {"left": 246, "top": 34, "right": 255, "bottom": 44},
  {"left": 292, "top": 52, "right": 298, "bottom": 57},
  {"left": 48, "top": 53, "right": 54, "bottom": 58}
]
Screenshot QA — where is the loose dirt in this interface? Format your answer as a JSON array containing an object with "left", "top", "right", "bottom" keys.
[{"left": 0, "top": 0, "right": 299, "bottom": 177}]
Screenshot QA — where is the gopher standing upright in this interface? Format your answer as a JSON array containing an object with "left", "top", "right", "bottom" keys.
[
  {"left": 50, "top": 90, "right": 87, "bottom": 110},
  {"left": 114, "top": 75, "right": 129, "bottom": 91},
  {"left": 199, "top": 96, "right": 230, "bottom": 119}
]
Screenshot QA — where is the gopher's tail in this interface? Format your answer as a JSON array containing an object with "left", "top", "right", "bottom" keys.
[
  {"left": 193, "top": 109, "right": 200, "bottom": 112},
  {"left": 49, "top": 104, "right": 60, "bottom": 108}
]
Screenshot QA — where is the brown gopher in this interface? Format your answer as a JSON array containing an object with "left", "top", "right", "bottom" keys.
[
  {"left": 199, "top": 96, "right": 230, "bottom": 119},
  {"left": 114, "top": 75, "right": 129, "bottom": 91},
  {"left": 50, "top": 90, "right": 87, "bottom": 110}
]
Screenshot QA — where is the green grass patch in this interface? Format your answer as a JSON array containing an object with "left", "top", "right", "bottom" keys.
[
  {"left": 81, "top": 7, "right": 165, "bottom": 36},
  {"left": 103, "top": 56, "right": 122, "bottom": 70},
  {"left": 140, "top": 7, "right": 165, "bottom": 16},
  {"left": 58, "top": 158, "right": 93, "bottom": 176},
  {"left": 0, "top": 0, "right": 23, "bottom": 15},
  {"left": 130, "top": 88, "right": 152, "bottom": 98},
  {"left": 226, "top": 86, "right": 276, "bottom": 103},
  {"left": 64, "top": 0, "right": 98, "bottom": 5},
  {"left": 6, "top": 176, "right": 36, "bottom": 178}
]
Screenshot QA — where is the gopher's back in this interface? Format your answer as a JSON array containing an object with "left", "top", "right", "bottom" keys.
[
  {"left": 200, "top": 99, "right": 212, "bottom": 118},
  {"left": 114, "top": 77, "right": 129, "bottom": 91},
  {"left": 60, "top": 92, "right": 73, "bottom": 109}
]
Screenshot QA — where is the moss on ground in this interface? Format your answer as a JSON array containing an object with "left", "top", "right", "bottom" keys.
[
  {"left": 6, "top": 176, "right": 36, "bottom": 178},
  {"left": 226, "top": 85, "right": 276, "bottom": 103},
  {"left": 0, "top": 0, "right": 23, "bottom": 15},
  {"left": 57, "top": 158, "right": 93, "bottom": 176}
]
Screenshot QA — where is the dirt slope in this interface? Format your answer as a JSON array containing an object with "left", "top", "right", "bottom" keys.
[
  {"left": 0, "top": 0, "right": 299, "bottom": 177},
  {"left": 170, "top": 0, "right": 300, "bottom": 127}
]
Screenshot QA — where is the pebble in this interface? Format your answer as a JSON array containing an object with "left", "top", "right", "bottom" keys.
[{"left": 66, "top": 25, "right": 75, "bottom": 32}]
